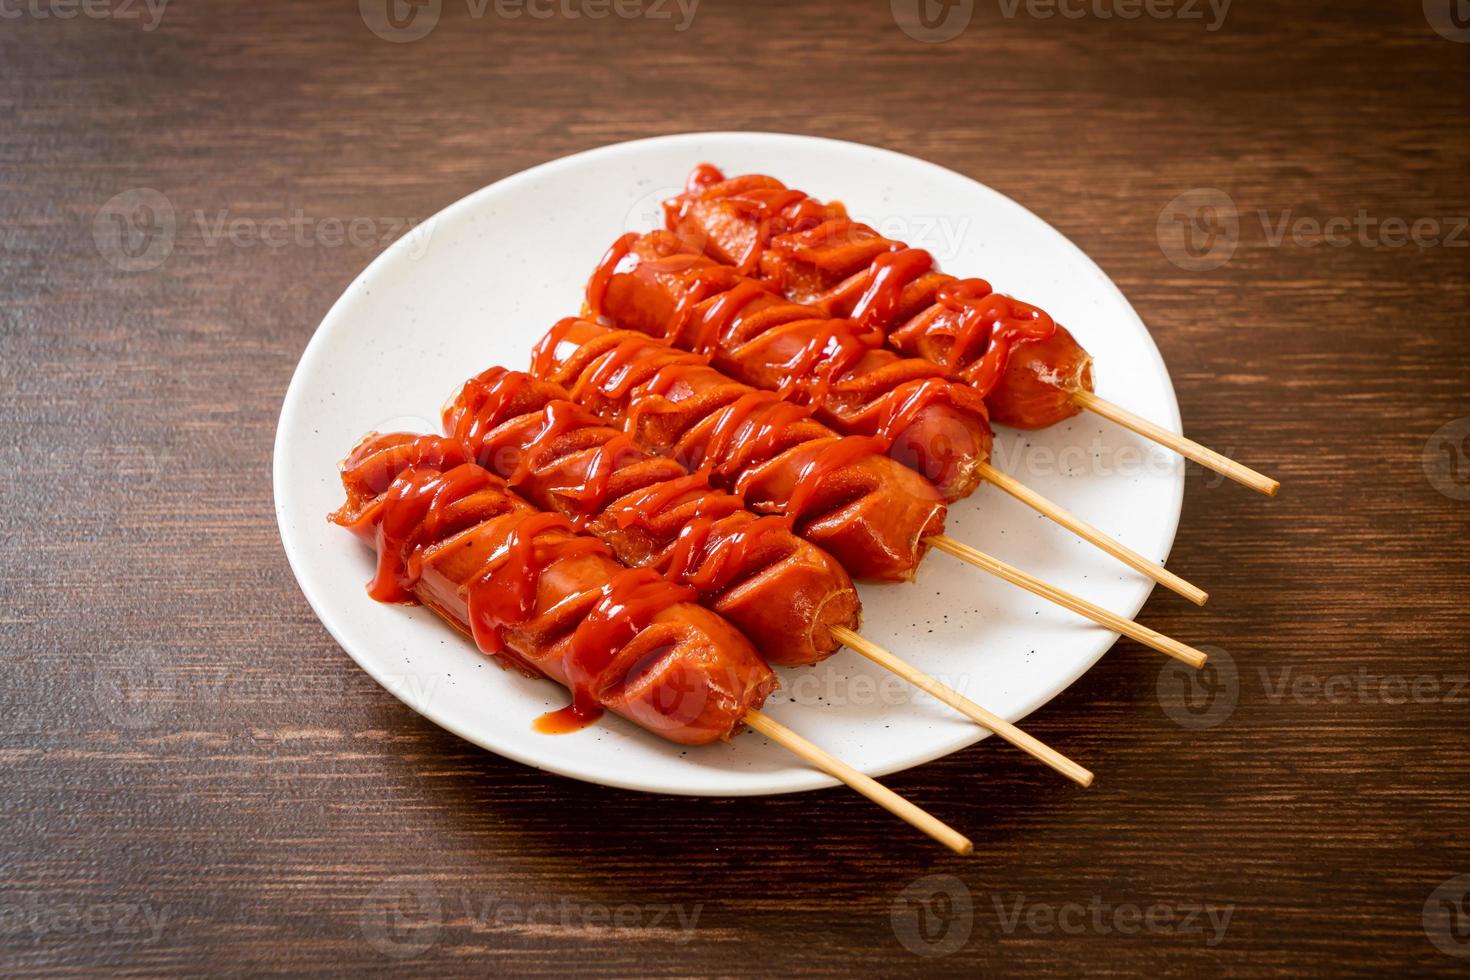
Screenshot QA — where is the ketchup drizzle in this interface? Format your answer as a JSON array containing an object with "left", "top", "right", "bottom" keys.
[
  {"left": 534, "top": 323, "right": 891, "bottom": 542},
  {"left": 349, "top": 437, "right": 701, "bottom": 737},
  {"left": 369, "top": 463, "right": 492, "bottom": 603},
  {"left": 672, "top": 169, "right": 1063, "bottom": 401},
  {"left": 530, "top": 317, "right": 582, "bottom": 379},
  {"left": 585, "top": 233, "right": 638, "bottom": 318},
  {"left": 936, "top": 281, "right": 1055, "bottom": 398},
  {"left": 444, "top": 367, "right": 802, "bottom": 608},
  {"left": 783, "top": 436, "right": 887, "bottom": 524},
  {"left": 874, "top": 378, "right": 953, "bottom": 444},
  {"left": 561, "top": 568, "right": 696, "bottom": 729},
  {"left": 849, "top": 248, "right": 935, "bottom": 332},
  {"left": 690, "top": 279, "right": 769, "bottom": 354},
  {"left": 665, "top": 514, "right": 791, "bottom": 590}
]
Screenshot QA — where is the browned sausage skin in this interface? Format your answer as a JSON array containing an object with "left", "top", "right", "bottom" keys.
[
  {"left": 587, "top": 231, "right": 995, "bottom": 501},
  {"left": 331, "top": 431, "right": 776, "bottom": 745},
  {"left": 528, "top": 318, "right": 947, "bottom": 583},
  {"left": 441, "top": 368, "right": 860, "bottom": 667},
  {"left": 665, "top": 166, "right": 1096, "bottom": 430}
]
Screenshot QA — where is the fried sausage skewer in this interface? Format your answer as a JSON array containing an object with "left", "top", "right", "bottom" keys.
[
  {"left": 332, "top": 431, "right": 771, "bottom": 743},
  {"left": 445, "top": 368, "right": 1093, "bottom": 785},
  {"left": 529, "top": 318, "right": 1208, "bottom": 669},
  {"left": 586, "top": 231, "right": 1207, "bottom": 605},
  {"left": 333, "top": 430, "right": 973, "bottom": 853},
  {"left": 666, "top": 165, "right": 1279, "bottom": 496}
]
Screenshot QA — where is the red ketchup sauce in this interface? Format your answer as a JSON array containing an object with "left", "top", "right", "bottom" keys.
[
  {"left": 585, "top": 234, "right": 638, "bottom": 319},
  {"left": 549, "top": 568, "right": 696, "bottom": 733},
  {"left": 783, "top": 435, "right": 887, "bottom": 523},
  {"left": 674, "top": 170, "right": 1064, "bottom": 402},
  {"left": 546, "top": 313, "right": 890, "bottom": 540},
  {"left": 935, "top": 281, "right": 1056, "bottom": 397},
  {"left": 349, "top": 438, "right": 697, "bottom": 737},
  {"left": 611, "top": 247, "right": 951, "bottom": 471},
  {"left": 448, "top": 363, "right": 801, "bottom": 617},
  {"left": 848, "top": 248, "right": 935, "bottom": 332}
]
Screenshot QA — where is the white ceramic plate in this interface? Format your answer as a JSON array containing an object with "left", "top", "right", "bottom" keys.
[{"left": 273, "top": 132, "right": 1184, "bottom": 796}]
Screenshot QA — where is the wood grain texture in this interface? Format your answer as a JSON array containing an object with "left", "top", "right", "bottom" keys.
[{"left": 2, "top": 0, "right": 1467, "bottom": 974}]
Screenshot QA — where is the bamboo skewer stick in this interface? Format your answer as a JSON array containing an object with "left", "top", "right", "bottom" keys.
[
  {"left": 924, "top": 535, "right": 1209, "bottom": 669},
  {"left": 830, "top": 626, "right": 1093, "bottom": 787},
  {"left": 976, "top": 462, "right": 1208, "bottom": 606},
  {"left": 744, "top": 708, "right": 974, "bottom": 855},
  {"left": 1070, "top": 389, "right": 1279, "bottom": 497}
]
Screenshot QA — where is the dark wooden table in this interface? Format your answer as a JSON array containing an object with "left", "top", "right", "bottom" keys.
[{"left": 4, "top": 0, "right": 1468, "bottom": 975}]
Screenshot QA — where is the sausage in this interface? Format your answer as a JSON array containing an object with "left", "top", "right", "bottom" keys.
[
  {"left": 587, "top": 231, "right": 995, "bottom": 501},
  {"left": 441, "top": 368, "right": 861, "bottom": 667},
  {"left": 665, "top": 166, "right": 1096, "bottom": 430},
  {"left": 330, "top": 431, "right": 777, "bottom": 745},
  {"left": 528, "top": 317, "right": 948, "bottom": 583}
]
